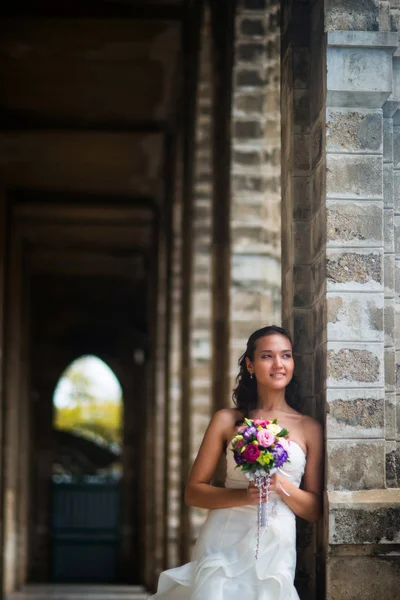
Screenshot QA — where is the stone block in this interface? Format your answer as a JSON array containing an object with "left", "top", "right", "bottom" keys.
[
  {"left": 325, "top": 0, "right": 380, "bottom": 31},
  {"left": 311, "top": 117, "right": 324, "bottom": 169},
  {"left": 243, "top": 0, "right": 266, "bottom": 9},
  {"left": 327, "top": 440, "right": 385, "bottom": 491},
  {"left": 293, "top": 177, "right": 312, "bottom": 220},
  {"left": 326, "top": 108, "right": 382, "bottom": 154},
  {"left": 327, "top": 342, "right": 384, "bottom": 387},
  {"left": 326, "top": 155, "right": 382, "bottom": 199},
  {"left": 385, "top": 392, "right": 397, "bottom": 440},
  {"left": 326, "top": 248, "right": 383, "bottom": 291},
  {"left": 393, "top": 169, "right": 400, "bottom": 213},
  {"left": 293, "top": 265, "right": 313, "bottom": 307},
  {"left": 234, "top": 120, "right": 264, "bottom": 139},
  {"left": 313, "top": 296, "right": 327, "bottom": 349},
  {"left": 384, "top": 298, "right": 395, "bottom": 347},
  {"left": 311, "top": 160, "right": 326, "bottom": 214},
  {"left": 328, "top": 489, "right": 400, "bottom": 544},
  {"left": 327, "top": 45, "right": 394, "bottom": 107},
  {"left": 384, "top": 253, "right": 395, "bottom": 298},
  {"left": 236, "top": 43, "right": 266, "bottom": 64},
  {"left": 327, "top": 556, "right": 400, "bottom": 599},
  {"left": 386, "top": 439, "right": 398, "bottom": 488},
  {"left": 383, "top": 118, "right": 393, "bottom": 163},
  {"left": 293, "top": 308, "right": 313, "bottom": 354},
  {"left": 383, "top": 163, "right": 394, "bottom": 208},
  {"left": 311, "top": 205, "right": 326, "bottom": 259},
  {"left": 294, "top": 220, "right": 312, "bottom": 265},
  {"left": 293, "top": 89, "right": 310, "bottom": 134},
  {"left": 311, "top": 252, "right": 326, "bottom": 304},
  {"left": 327, "top": 200, "right": 383, "bottom": 247},
  {"left": 293, "top": 134, "right": 311, "bottom": 175},
  {"left": 293, "top": 353, "right": 314, "bottom": 397},
  {"left": 393, "top": 126, "right": 400, "bottom": 171},
  {"left": 236, "top": 68, "right": 266, "bottom": 88},
  {"left": 384, "top": 208, "right": 394, "bottom": 253},
  {"left": 293, "top": 48, "right": 309, "bottom": 89},
  {"left": 326, "top": 389, "right": 384, "bottom": 439},
  {"left": 385, "top": 348, "right": 396, "bottom": 393},
  {"left": 314, "top": 342, "right": 327, "bottom": 395},
  {"left": 234, "top": 94, "right": 265, "bottom": 116},
  {"left": 239, "top": 18, "right": 266, "bottom": 38},
  {"left": 395, "top": 215, "right": 400, "bottom": 256},
  {"left": 395, "top": 259, "right": 400, "bottom": 301},
  {"left": 327, "top": 292, "right": 383, "bottom": 342}
]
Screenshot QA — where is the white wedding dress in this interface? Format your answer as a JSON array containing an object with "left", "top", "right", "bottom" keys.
[{"left": 149, "top": 440, "right": 306, "bottom": 600}]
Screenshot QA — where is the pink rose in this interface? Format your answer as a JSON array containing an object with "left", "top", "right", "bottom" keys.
[
  {"left": 242, "top": 444, "right": 260, "bottom": 463},
  {"left": 237, "top": 425, "right": 247, "bottom": 433},
  {"left": 256, "top": 428, "right": 276, "bottom": 448},
  {"left": 253, "top": 419, "right": 270, "bottom": 426}
]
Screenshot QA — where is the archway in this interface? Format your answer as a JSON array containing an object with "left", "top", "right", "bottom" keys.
[{"left": 51, "top": 356, "right": 123, "bottom": 583}]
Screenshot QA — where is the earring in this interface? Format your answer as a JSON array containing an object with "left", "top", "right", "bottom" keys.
[{"left": 250, "top": 373, "right": 254, "bottom": 379}]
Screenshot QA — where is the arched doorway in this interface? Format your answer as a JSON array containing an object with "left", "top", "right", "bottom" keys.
[{"left": 51, "top": 356, "right": 123, "bottom": 583}]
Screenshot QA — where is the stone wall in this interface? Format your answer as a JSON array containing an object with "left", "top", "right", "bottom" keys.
[
  {"left": 230, "top": 0, "right": 281, "bottom": 387},
  {"left": 282, "top": 0, "right": 400, "bottom": 598}
]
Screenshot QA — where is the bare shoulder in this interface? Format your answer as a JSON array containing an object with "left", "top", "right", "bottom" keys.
[
  {"left": 301, "top": 415, "right": 323, "bottom": 450},
  {"left": 211, "top": 408, "right": 242, "bottom": 430}
]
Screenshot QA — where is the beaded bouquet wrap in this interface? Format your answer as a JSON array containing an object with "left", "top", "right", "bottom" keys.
[{"left": 231, "top": 418, "right": 291, "bottom": 559}]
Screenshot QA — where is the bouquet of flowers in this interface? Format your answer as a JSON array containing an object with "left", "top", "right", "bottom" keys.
[{"left": 231, "top": 418, "right": 291, "bottom": 558}]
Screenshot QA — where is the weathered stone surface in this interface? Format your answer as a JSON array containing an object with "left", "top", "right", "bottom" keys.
[
  {"left": 325, "top": 0, "right": 380, "bottom": 31},
  {"left": 383, "top": 117, "right": 393, "bottom": 163},
  {"left": 327, "top": 201, "right": 383, "bottom": 246},
  {"left": 326, "top": 249, "right": 383, "bottom": 290},
  {"left": 393, "top": 170, "right": 400, "bottom": 213},
  {"left": 327, "top": 342, "right": 384, "bottom": 387},
  {"left": 236, "top": 68, "right": 266, "bottom": 88},
  {"left": 383, "top": 163, "right": 394, "bottom": 207},
  {"left": 293, "top": 134, "right": 311, "bottom": 174},
  {"left": 237, "top": 43, "right": 266, "bottom": 64},
  {"left": 327, "top": 389, "right": 384, "bottom": 438},
  {"left": 293, "top": 48, "right": 309, "bottom": 89},
  {"left": 384, "top": 297, "right": 395, "bottom": 347},
  {"left": 294, "top": 220, "right": 312, "bottom": 265},
  {"left": 239, "top": 18, "right": 266, "bottom": 38},
  {"left": 327, "top": 440, "right": 385, "bottom": 490},
  {"left": 385, "top": 391, "right": 396, "bottom": 440},
  {"left": 329, "top": 489, "right": 400, "bottom": 543},
  {"left": 386, "top": 440, "right": 398, "bottom": 488},
  {"left": 384, "top": 348, "right": 396, "bottom": 392},
  {"left": 293, "top": 177, "right": 311, "bottom": 220},
  {"left": 293, "top": 89, "right": 310, "bottom": 134},
  {"left": 327, "top": 45, "right": 394, "bottom": 107},
  {"left": 327, "top": 292, "right": 383, "bottom": 341},
  {"left": 327, "top": 556, "right": 400, "bottom": 599},
  {"left": 384, "top": 253, "right": 395, "bottom": 298},
  {"left": 326, "top": 108, "right": 382, "bottom": 153},
  {"left": 327, "top": 155, "right": 382, "bottom": 199}
]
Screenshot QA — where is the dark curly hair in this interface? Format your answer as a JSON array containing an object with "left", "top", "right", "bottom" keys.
[{"left": 232, "top": 325, "right": 302, "bottom": 419}]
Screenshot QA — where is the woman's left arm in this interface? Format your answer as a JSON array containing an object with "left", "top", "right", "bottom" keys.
[{"left": 270, "top": 417, "right": 323, "bottom": 522}]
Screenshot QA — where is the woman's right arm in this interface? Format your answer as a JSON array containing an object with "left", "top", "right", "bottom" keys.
[{"left": 184, "top": 409, "right": 260, "bottom": 510}]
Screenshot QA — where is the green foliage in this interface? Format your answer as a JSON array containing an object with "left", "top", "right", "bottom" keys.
[{"left": 54, "top": 359, "right": 123, "bottom": 448}]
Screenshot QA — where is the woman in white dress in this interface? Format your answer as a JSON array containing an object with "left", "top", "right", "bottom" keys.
[{"left": 149, "top": 325, "right": 323, "bottom": 600}]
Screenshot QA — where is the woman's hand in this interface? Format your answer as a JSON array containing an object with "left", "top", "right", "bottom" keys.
[{"left": 246, "top": 481, "right": 268, "bottom": 505}]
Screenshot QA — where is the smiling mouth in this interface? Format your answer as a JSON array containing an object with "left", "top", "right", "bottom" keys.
[{"left": 270, "top": 373, "right": 285, "bottom": 377}]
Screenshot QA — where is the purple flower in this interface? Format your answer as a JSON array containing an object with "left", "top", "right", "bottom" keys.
[
  {"left": 233, "top": 449, "right": 245, "bottom": 466},
  {"left": 243, "top": 426, "right": 257, "bottom": 440},
  {"left": 273, "top": 443, "right": 288, "bottom": 468}
]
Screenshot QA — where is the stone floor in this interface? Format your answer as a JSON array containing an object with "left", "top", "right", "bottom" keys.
[{"left": 7, "top": 585, "right": 149, "bottom": 600}]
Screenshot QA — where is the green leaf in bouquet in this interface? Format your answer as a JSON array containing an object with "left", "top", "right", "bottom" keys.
[{"left": 276, "top": 428, "right": 289, "bottom": 437}]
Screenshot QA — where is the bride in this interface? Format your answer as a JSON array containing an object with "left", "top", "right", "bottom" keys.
[{"left": 149, "top": 325, "right": 323, "bottom": 599}]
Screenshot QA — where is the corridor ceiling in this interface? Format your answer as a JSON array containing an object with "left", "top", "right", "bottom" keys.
[{"left": 0, "top": 0, "right": 183, "bottom": 200}]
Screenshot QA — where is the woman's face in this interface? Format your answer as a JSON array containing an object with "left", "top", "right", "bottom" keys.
[{"left": 246, "top": 334, "right": 294, "bottom": 390}]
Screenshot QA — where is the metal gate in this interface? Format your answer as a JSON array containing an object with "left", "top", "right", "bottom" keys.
[{"left": 51, "top": 482, "right": 121, "bottom": 582}]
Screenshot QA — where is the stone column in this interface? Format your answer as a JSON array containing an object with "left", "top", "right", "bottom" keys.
[
  {"left": 230, "top": 0, "right": 281, "bottom": 385},
  {"left": 283, "top": 1, "right": 400, "bottom": 598},
  {"left": 2, "top": 227, "right": 24, "bottom": 594},
  {"left": 189, "top": 6, "right": 213, "bottom": 540}
]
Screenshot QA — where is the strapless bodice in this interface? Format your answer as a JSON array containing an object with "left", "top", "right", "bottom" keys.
[{"left": 225, "top": 440, "right": 306, "bottom": 491}]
